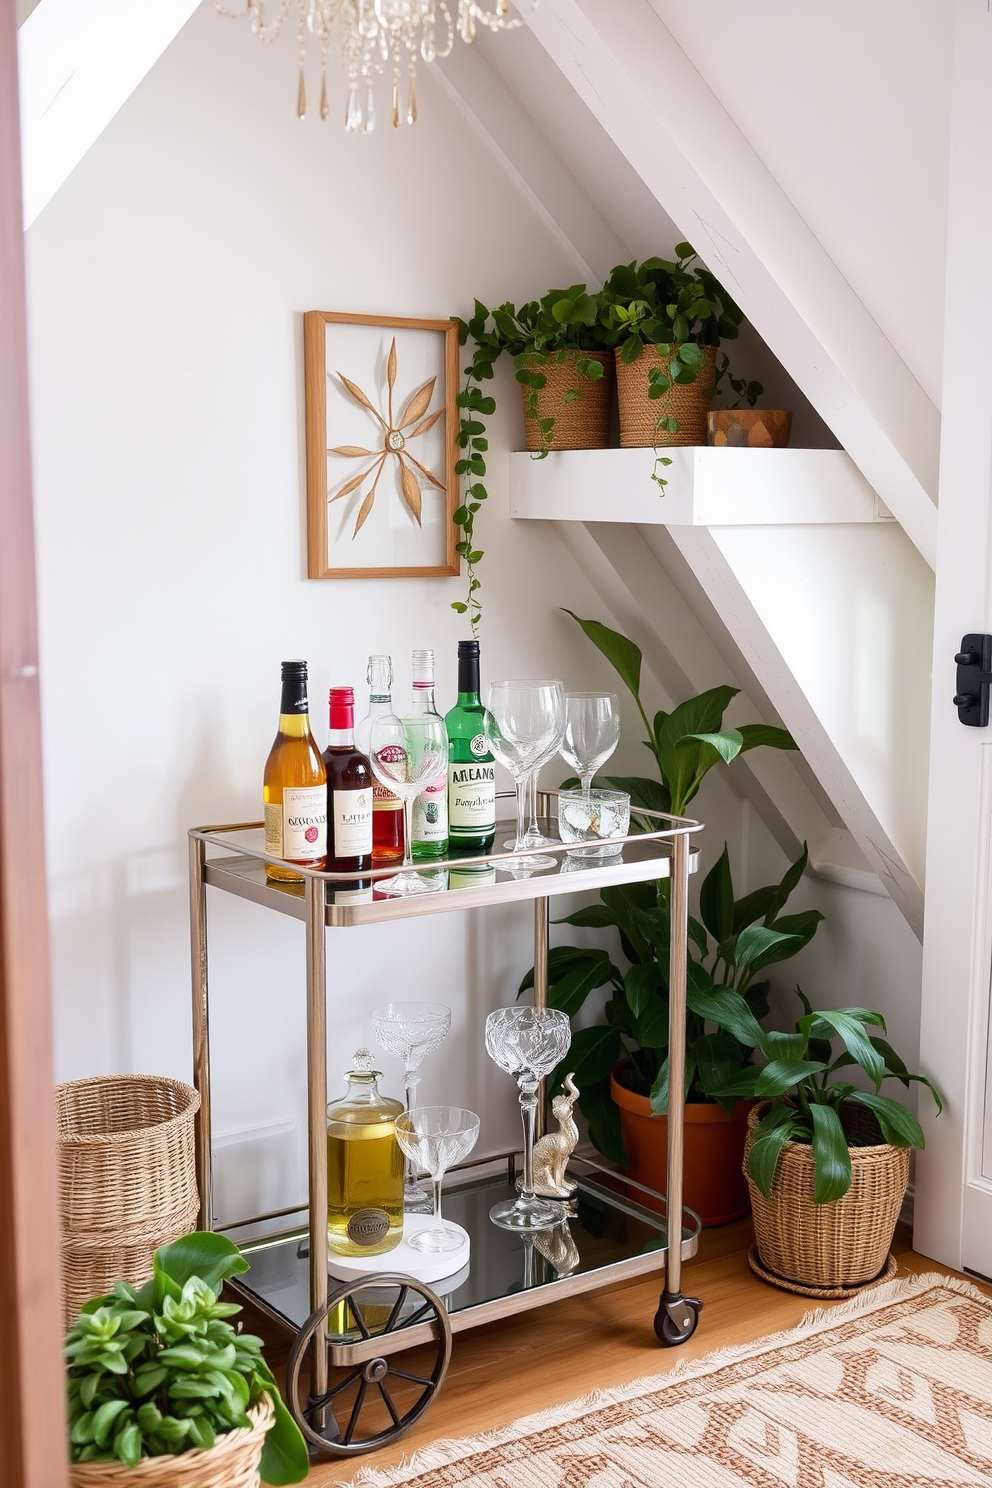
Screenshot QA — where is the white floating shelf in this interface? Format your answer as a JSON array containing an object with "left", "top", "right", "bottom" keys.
[{"left": 509, "top": 447, "right": 891, "bottom": 526}]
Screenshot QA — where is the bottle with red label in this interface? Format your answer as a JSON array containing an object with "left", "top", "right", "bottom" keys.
[
  {"left": 409, "top": 649, "right": 449, "bottom": 859},
  {"left": 323, "top": 686, "right": 374, "bottom": 873},
  {"left": 263, "top": 660, "right": 327, "bottom": 883},
  {"left": 356, "top": 655, "right": 405, "bottom": 865}
]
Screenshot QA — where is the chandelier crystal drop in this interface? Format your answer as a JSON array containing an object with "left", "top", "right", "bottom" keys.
[{"left": 218, "top": 0, "right": 536, "bottom": 134}]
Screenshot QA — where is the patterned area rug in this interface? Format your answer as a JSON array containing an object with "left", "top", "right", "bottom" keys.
[{"left": 347, "top": 1272, "right": 992, "bottom": 1487}]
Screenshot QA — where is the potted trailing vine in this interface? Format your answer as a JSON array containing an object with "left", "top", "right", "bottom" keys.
[
  {"left": 451, "top": 284, "right": 611, "bottom": 632},
  {"left": 707, "top": 993, "right": 944, "bottom": 1292},
  {"left": 65, "top": 1231, "right": 308, "bottom": 1485},
  {"left": 522, "top": 609, "right": 808, "bottom": 1225},
  {"left": 598, "top": 245, "right": 761, "bottom": 489}
]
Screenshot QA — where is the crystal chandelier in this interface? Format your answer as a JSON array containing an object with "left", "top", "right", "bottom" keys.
[{"left": 218, "top": 0, "right": 537, "bottom": 134}]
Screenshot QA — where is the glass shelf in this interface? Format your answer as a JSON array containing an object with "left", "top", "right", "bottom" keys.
[{"left": 229, "top": 1157, "right": 700, "bottom": 1362}]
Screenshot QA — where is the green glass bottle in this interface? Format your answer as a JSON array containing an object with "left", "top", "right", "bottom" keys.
[
  {"left": 410, "top": 648, "right": 449, "bottom": 860},
  {"left": 444, "top": 640, "right": 496, "bottom": 854}
]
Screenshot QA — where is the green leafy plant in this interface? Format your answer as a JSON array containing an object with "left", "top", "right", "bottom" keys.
[
  {"left": 520, "top": 609, "right": 801, "bottom": 1163},
  {"left": 706, "top": 992, "right": 945, "bottom": 1203},
  {"left": 65, "top": 1231, "right": 308, "bottom": 1483},
  {"left": 452, "top": 285, "right": 609, "bottom": 632},
  {"left": 598, "top": 244, "right": 761, "bottom": 490}
]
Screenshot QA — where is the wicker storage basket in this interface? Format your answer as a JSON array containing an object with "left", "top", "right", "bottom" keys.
[
  {"left": 615, "top": 343, "right": 717, "bottom": 448},
  {"left": 744, "top": 1100, "right": 909, "bottom": 1290},
  {"left": 57, "top": 1075, "right": 200, "bottom": 1328},
  {"left": 69, "top": 1394, "right": 273, "bottom": 1487},
  {"left": 520, "top": 350, "right": 614, "bottom": 450}
]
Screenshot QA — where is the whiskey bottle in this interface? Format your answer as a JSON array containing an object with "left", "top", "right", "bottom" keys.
[
  {"left": 410, "top": 648, "right": 449, "bottom": 859},
  {"left": 326, "top": 1049, "right": 404, "bottom": 1257},
  {"left": 445, "top": 639, "right": 496, "bottom": 854},
  {"left": 323, "top": 686, "right": 374, "bottom": 873},
  {"left": 356, "top": 655, "right": 405, "bottom": 865},
  {"left": 263, "top": 660, "right": 327, "bottom": 883}
]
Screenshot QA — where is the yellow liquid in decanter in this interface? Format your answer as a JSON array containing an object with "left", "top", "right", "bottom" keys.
[{"left": 326, "top": 1050, "right": 404, "bottom": 1257}]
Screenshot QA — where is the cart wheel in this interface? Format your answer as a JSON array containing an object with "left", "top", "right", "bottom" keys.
[
  {"left": 653, "top": 1293, "right": 701, "bottom": 1347},
  {"left": 285, "top": 1274, "right": 452, "bottom": 1457}
]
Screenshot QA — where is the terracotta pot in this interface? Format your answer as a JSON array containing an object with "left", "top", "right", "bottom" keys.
[
  {"left": 519, "top": 350, "right": 614, "bottom": 451},
  {"left": 610, "top": 1069, "right": 752, "bottom": 1226},
  {"left": 707, "top": 409, "right": 792, "bottom": 448},
  {"left": 743, "top": 1100, "right": 909, "bottom": 1290},
  {"left": 614, "top": 343, "right": 716, "bottom": 448}
]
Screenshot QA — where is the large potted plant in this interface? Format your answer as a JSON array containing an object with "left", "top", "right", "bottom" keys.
[
  {"left": 710, "top": 993, "right": 943, "bottom": 1292},
  {"left": 65, "top": 1231, "right": 308, "bottom": 1485},
  {"left": 598, "top": 245, "right": 761, "bottom": 488},
  {"left": 523, "top": 609, "right": 807, "bottom": 1224}
]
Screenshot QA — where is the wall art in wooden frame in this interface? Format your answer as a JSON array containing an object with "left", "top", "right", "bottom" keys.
[{"left": 304, "top": 311, "right": 459, "bottom": 579}]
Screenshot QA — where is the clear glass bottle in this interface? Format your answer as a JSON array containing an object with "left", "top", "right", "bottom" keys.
[
  {"left": 326, "top": 1049, "right": 404, "bottom": 1257},
  {"left": 263, "top": 660, "right": 327, "bottom": 884},
  {"left": 410, "top": 648, "right": 449, "bottom": 859},
  {"left": 356, "top": 655, "right": 405, "bottom": 866},
  {"left": 445, "top": 640, "right": 496, "bottom": 854}
]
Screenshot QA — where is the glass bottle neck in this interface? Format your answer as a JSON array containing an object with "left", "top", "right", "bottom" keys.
[
  {"left": 278, "top": 712, "right": 313, "bottom": 737},
  {"left": 327, "top": 726, "right": 356, "bottom": 748},
  {"left": 410, "top": 685, "right": 438, "bottom": 716}
]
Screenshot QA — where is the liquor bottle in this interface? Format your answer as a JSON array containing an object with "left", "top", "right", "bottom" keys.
[
  {"left": 356, "top": 656, "right": 405, "bottom": 865},
  {"left": 322, "top": 686, "right": 374, "bottom": 873},
  {"left": 263, "top": 660, "right": 327, "bottom": 884},
  {"left": 409, "top": 648, "right": 449, "bottom": 859},
  {"left": 445, "top": 639, "right": 496, "bottom": 854},
  {"left": 326, "top": 1049, "right": 404, "bottom": 1257}
]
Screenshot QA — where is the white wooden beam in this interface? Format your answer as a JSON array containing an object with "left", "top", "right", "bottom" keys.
[
  {"left": 19, "top": 0, "right": 200, "bottom": 227},
  {"left": 525, "top": 0, "right": 939, "bottom": 568}
]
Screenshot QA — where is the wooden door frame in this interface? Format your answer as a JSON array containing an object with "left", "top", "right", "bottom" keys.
[{"left": 0, "top": 0, "right": 70, "bottom": 1481}]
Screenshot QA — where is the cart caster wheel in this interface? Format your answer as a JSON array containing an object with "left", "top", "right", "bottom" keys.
[
  {"left": 285, "top": 1274, "right": 452, "bottom": 1457},
  {"left": 653, "top": 1293, "right": 702, "bottom": 1347}
]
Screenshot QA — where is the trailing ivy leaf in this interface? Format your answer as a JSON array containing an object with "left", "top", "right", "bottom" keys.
[{"left": 809, "top": 1103, "right": 853, "bottom": 1203}]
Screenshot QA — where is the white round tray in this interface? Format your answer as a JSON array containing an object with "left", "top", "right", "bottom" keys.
[{"left": 327, "top": 1215, "right": 471, "bottom": 1285}]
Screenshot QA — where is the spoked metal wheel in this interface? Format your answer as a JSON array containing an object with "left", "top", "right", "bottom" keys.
[{"left": 285, "top": 1274, "right": 452, "bottom": 1457}]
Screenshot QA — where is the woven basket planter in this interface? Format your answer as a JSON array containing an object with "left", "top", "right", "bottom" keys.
[
  {"left": 519, "top": 350, "right": 614, "bottom": 450},
  {"left": 57, "top": 1074, "right": 200, "bottom": 1328},
  {"left": 744, "top": 1100, "right": 909, "bottom": 1290},
  {"left": 614, "top": 343, "right": 717, "bottom": 448},
  {"left": 69, "top": 1394, "right": 273, "bottom": 1487}
]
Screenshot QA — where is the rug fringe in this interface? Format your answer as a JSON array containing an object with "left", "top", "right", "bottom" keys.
[{"left": 335, "top": 1269, "right": 987, "bottom": 1487}]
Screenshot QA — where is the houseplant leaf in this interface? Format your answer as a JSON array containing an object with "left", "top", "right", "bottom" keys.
[
  {"left": 809, "top": 1103, "right": 853, "bottom": 1203},
  {"left": 561, "top": 610, "right": 642, "bottom": 699},
  {"left": 699, "top": 845, "right": 734, "bottom": 944}
]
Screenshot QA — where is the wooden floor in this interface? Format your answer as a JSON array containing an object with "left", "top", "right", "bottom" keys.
[{"left": 245, "top": 1220, "right": 985, "bottom": 1486}]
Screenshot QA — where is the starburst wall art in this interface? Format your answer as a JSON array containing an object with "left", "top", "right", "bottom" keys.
[{"left": 304, "top": 312, "right": 459, "bottom": 578}]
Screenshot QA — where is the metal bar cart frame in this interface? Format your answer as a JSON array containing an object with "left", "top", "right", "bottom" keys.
[{"left": 188, "top": 793, "right": 704, "bottom": 1452}]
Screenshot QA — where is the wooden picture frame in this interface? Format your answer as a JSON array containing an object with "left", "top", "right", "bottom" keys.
[{"left": 304, "top": 311, "right": 460, "bottom": 579}]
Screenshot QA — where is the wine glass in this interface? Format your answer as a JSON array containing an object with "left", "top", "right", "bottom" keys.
[
  {"left": 485, "top": 1006, "right": 571, "bottom": 1230},
  {"left": 368, "top": 714, "right": 447, "bottom": 896},
  {"left": 485, "top": 681, "right": 565, "bottom": 872},
  {"left": 394, "top": 1107, "right": 480, "bottom": 1253},
  {"left": 371, "top": 1001, "right": 451, "bottom": 1212},
  {"left": 560, "top": 692, "right": 620, "bottom": 794}
]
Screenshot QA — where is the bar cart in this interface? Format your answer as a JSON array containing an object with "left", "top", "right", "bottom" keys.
[{"left": 188, "top": 795, "right": 703, "bottom": 1457}]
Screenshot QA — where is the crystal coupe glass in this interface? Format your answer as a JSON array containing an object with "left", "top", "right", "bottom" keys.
[
  {"left": 371, "top": 1000, "right": 451, "bottom": 1212},
  {"left": 485, "top": 1006, "right": 572, "bottom": 1230},
  {"left": 394, "top": 1106, "right": 480, "bottom": 1253},
  {"left": 485, "top": 681, "right": 565, "bottom": 872},
  {"left": 368, "top": 714, "right": 448, "bottom": 896}
]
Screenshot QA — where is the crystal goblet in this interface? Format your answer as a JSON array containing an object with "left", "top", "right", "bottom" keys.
[
  {"left": 560, "top": 692, "right": 620, "bottom": 794},
  {"left": 394, "top": 1107, "right": 480, "bottom": 1253},
  {"left": 368, "top": 715, "right": 448, "bottom": 896},
  {"left": 485, "top": 1006, "right": 571, "bottom": 1230},
  {"left": 371, "top": 1001, "right": 451, "bottom": 1212},
  {"left": 486, "top": 681, "right": 565, "bottom": 872}
]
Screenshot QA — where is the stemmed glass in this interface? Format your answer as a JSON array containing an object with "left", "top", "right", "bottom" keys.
[
  {"left": 485, "top": 1006, "right": 571, "bottom": 1230},
  {"left": 394, "top": 1106, "right": 479, "bottom": 1253},
  {"left": 371, "top": 1001, "right": 451, "bottom": 1212},
  {"left": 560, "top": 692, "right": 620, "bottom": 794},
  {"left": 368, "top": 714, "right": 447, "bottom": 896},
  {"left": 486, "top": 681, "right": 565, "bottom": 872}
]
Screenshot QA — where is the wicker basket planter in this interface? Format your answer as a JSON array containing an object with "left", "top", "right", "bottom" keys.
[
  {"left": 614, "top": 343, "right": 717, "bottom": 448},
  {"left": 69, "top": 1395, "right": 273, "bottom": 1488},
  {"left": 57, "top": 1074, "right": 200, "bottom": 1328},
  {"left": 519, "top": 350, "right": 614, "bottom": 450},
  {"left": 744, "top": 1100, "right": 909, "bottom": 1290}
]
